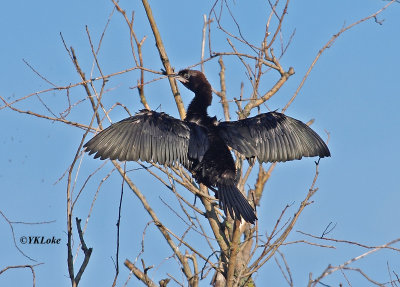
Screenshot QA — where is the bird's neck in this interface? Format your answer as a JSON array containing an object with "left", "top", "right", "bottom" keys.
[{"left": 185, "top": 84, "right": 212, "bottom": 122}]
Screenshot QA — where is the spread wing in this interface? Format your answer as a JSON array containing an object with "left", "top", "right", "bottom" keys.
[
  {"left": 84, "top": 109, "right": 208, "bottom": 165},
  {"left": 217, "top": 112, "right": 330, "bottom": 163}
]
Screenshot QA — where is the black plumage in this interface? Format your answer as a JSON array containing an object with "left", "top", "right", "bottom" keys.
[{"left": 84, "top": 69, "right": 330, "bottom": 224}]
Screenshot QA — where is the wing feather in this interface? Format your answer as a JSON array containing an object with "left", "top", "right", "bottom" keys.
[
  {"left": 84, "top": 109, "right": 208, "bottom": 165},
  {"left": 217, "top": 112, "right": 330, "bottom": 163}
]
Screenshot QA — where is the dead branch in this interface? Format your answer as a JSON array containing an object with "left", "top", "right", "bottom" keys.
[
  {"left": 74, "top": 218, "right": 93, "bottom": 286},
  {"left": 216, "top": 56, "right": 230, "bottom": 121},
  {"left": 298, "top": 231, "right": 400, "bottom": 253},
  {"left": 226, "top": 219, "right": 242, "bottom": 287},
  {"left": 0, "top": 210, "right": 53, "bottom": 262},
  {"left": 124, "top": 259, "right": 157, "bottom": 287},
  {"left": 141, "top": 0, "right": 186, "bottom": 119},
  {"left": 0, "top": 263, "right": 44, "bottom": 287},
  {"left": 309, "top": 238, "right": 400, "bottom": 287},
  {"left": 282, "top": 0, "right": 397, "bottom": 113}
]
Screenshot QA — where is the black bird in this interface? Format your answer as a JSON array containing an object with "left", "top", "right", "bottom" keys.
[{"left": 84, "top": 69, "right": 330, "bottom": 224}]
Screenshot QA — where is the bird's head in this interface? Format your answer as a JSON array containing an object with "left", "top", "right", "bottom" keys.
[{"left": 174, "top": 69, "right": 211, "bottom": 94}]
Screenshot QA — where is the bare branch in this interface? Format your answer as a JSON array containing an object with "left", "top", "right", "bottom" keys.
[
  {"left": 124, "top": 259, "right": 157, "bottom": 287},
  {"left": 309, "top": 237, "right": 400, "bottom": 287},
  {"left": 141, "top": 0, "right": 186, "bottom": 118},
  {"left": 73, "top": 218, "right": 93, "bottom": 286},
  {"left": 282, "top": 0, "right": 397, "bottom": 113},
  {"left": 0, "top": 263, "right": 44, "bottom": 287},
  {"left": 226, "top": 219, "right": 242, "bottom": 287},
  {"left": 216, "top": 56, "right": 230, "bottom": 121}
]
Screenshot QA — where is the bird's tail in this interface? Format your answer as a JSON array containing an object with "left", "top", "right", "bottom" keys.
[{"left": 215, "top": 184, "right": 257, "bottom": 224}]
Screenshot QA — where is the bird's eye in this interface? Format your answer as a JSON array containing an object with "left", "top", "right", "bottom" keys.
[{"left": 184, "top": 73, "right": 190, "bottom": 80}]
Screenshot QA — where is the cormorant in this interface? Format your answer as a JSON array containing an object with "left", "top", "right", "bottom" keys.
[{"left": 84, "top": 69, "right": 330, "bottom": 224}]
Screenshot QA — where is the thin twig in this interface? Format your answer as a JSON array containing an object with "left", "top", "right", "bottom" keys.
[
  {"left": 0, "top": 263, "right": 44, "bottom": 287},
  {"left": 282, "top": 0, "right": 396, "bottom": 113}
]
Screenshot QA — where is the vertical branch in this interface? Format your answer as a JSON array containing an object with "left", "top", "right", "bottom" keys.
[
  {"left": 201, "top": 15, "right": 213, "bottom": 73},
  {"left": 199, "top": 185, "right": 230, "bottom": 254},
  {"left": 67, "top": 207, "right": 74, "bottom": 286},
  {"left": 265, "top": 0, "right": 290, "bottom": 49},
  {"left": 111, "top": 163, "right": 126, "bottom": 287},
  {"left": 135, "top": 35, "right": 150, "bottom": 110},
  {"left": 65, "top": 35, "right": 107, "bottom": 286},
  {"left": 207, "top": 0, "right": 219, "bottom": 56},
  {"left": 70, "top": 47, "right": 102, "bottom": 125},
  {"left": 226, "top": 219, "right": 241, "bottom": 287},
  {"left": 217, "top": 57, "right": 230, "bottom": 121},
  {"left": 66, "top": 136, "right": 89, "bottom": 287},
  {"left": 201, "top": 14, "right": 207, "bottom": 73},
  {"left": 74, "top": 218, "right": 93, "bottom": 286},
  {"left": 66, "top": 131, "right": 95, "bottom": 287},
  {"left": 199, "top": 184, "right": 230, "bottom": 282},
  {"left": 141, "top": 0, "right": 186, "bottom": 119},
  {"left": 254, "top": 163, "right": 276, "bottom": 205}
]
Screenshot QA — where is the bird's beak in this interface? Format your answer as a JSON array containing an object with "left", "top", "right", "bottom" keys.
[
  {"left": 172, "top": 73, "right": 188, "bottom": 84},
  {"left": 162, "top": 69, "right": 188, "bottom": 84}
]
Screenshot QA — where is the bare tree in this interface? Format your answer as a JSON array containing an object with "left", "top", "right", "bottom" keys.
[{"left": 1, "top": 1, "right": 399, "bottom": 286}]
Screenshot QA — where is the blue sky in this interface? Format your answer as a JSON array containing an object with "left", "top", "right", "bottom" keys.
[{"left": 1, "top": 0, "right": 400, "bottom": 286}]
